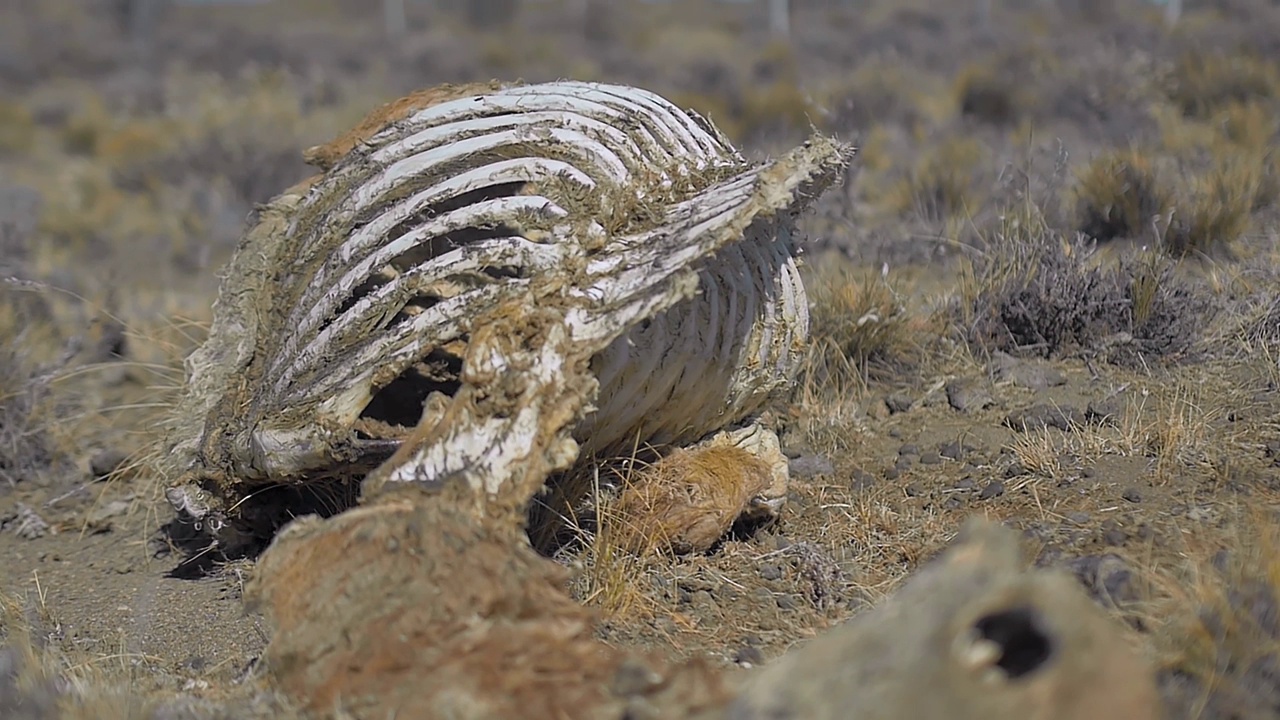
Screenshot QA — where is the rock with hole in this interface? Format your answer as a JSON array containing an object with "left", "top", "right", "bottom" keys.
[{"left": 728, "top": 518, "right": 1159, "bottom": 720}]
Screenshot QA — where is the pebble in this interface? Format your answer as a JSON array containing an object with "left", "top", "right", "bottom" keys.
[
  {"left": 1103, "top": 529, "right": 1128, "bottom": 547},
  {"left": 979, "top": 480, "right": 1004, "bottom": 500},
  {"left": 918, "top": 452, "right": 943, "bottom": 466},
  {"left": 939, "top": 442, "right": 964, "bottom": 460},
  {"left": 789, "top": 455, "right": 834, "bottom": 479},
  {"left": 734, "top": 646, "right": 765, "bottom": 667},
  {"left": 885, "top": 393, "right": 914, "bottom": 414},
  {"left": 1121, "top": 488, "right": 1142, "bottom": 503},
  {"left": 946, "top": 380, "right": 994, "bottom": 413},
  {"left": 89, "top": 448, "right": 129, "bottom": 480},
  {"left": 851, "top": 469, "right": 876, "bottom": 492}
]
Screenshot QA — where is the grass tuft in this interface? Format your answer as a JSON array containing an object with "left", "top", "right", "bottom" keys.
[{"left": 1074, "top": 149, "right": 1172, "bottom": 244}]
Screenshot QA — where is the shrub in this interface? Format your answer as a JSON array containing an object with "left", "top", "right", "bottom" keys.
[
  {"left": 1164, "top": 157, "right": 1258, "bottom": 258},
  {"left": 962, "top": 212, "right": 1210, "bottom": 365},
  {"left": 1166, "top": 50, "right": 1280, "bottom": 119},
  {"left": 883, "top": 135, "right": 984, "bottom": 223},
  {"left": 1074, "top": 149, "right": 1173, "bottom": 243},
  {"left": 805, "top": 261, "right": 928, "bottom": 388}
]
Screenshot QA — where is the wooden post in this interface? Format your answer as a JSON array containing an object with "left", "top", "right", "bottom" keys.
[
  {"left": 383, "top": 0, "right": 407, "bottom": 39},
  {"left": 768, "top": 0, "right": 790, "bottom": 39}
]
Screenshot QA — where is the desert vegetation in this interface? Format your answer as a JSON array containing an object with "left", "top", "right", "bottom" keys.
[{"left": 2, "top": 0, "right": 1280, "bottom": 718}]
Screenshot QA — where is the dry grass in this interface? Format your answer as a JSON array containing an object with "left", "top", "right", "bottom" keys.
[
  {"left": 0, "top": 586, "right": 166, "bottom": 720},
  {"left": 1074, "top": 149, "right": 1172, "bottom": 244},
  {"left": 1165, "top": 49, "right": 1280, "bottom": 120},
  {"left": 803, "top": 261, "right": 933, "bottom": 390},
  {"left": 1141, "top": 504, "right": 1280, "bottom": 719}
]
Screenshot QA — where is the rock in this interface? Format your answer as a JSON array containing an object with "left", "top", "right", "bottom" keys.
[
  {"left": 979, "top": 481, "right": 1005, "bottom": 500},
  {"left": 86, "top": 499, "right": 132, "bottom": 533},
  {"left": 1064, "top": 554, "right": 1138, "bottom": 608},
  {"left": 866, "top": 400, "right": 891, "bottom": 421},
  {"left": 728, "top": 519, "right": 1160, "bottom": 720},
  {"left": 89, "top": 449, "right": 129, "bottom": 480},
  {"left": 4, "top": 504, "right": 49, "bottom": 540},
  {"left": 905, "top": 483, "right": 925, "bottom": 498},
  {"left": 1086, "top": 397, "right": 1125, "bottom": 425},
  {"left": 885, "top": 393, "right": 914, "bottom": 414},
  {"left": 991, "top": 352, "right": 1067, "bottom": 391},
  {"left": 1004, "top": 404, "right": 1086, "bottom": 432},
  {"left": 1121, "top": 488, "right": 1142, "bottom": 504},
  {"left": 851, "top": 469, "right": 876, "bottom": 492},
  {"left": 898, "top": 443, "right": 920, "bottom": 457},
  {"left": 789, "top": 455, "right": 834, "bottom": 479},
  {"left": 939, "top": 442, "right": 964, "bottom": 461},
  {"left": 919, "top": 452, "right": 943, "bottom": 466},
  {"left": 946, "top": 380, "right": 994, "bottom": 413},
  {"left": 1102, "top": 529, "right": 1128, "bottom": 547},
  {"left": 734, "top": 646, "right": 765, "bottom": 668},
  {"left": 1266, "top": 441, "right": 1280, "bottom": 466}
]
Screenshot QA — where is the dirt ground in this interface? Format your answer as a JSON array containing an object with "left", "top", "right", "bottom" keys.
[{"left": 3, "top": 0, "right": 1280, "bottom": 718}]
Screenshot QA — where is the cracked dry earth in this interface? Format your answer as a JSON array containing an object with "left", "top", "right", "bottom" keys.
[{"left": 3, "top": 285, "right": 1279, "bottom": 717}]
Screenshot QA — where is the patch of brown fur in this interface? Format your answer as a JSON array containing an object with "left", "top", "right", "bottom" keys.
[
  {"left": 246, "top": 484, "right": 731, "bottom": 720},
  {"left": 302, "top": 80, "right": 511, "bottom": 171},
  {"left": 611, "top": 445, "right": 772, "bottom": 555}
]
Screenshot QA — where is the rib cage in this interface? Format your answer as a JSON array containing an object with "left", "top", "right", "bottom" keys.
[{"left": 161, "top": 80, "right": 852, "bottom": 547}]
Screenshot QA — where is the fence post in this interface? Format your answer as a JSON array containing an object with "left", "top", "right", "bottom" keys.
[
  {"left": 384, "top": 0, "right": 407, "bottom": 39},
  {"left": 768, "top": 0, "right": 790, "bottom": 39}
]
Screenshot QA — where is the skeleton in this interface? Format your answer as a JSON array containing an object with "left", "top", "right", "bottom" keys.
[{"left": 160, "top": 80, "right": 853, "bottom": 553}]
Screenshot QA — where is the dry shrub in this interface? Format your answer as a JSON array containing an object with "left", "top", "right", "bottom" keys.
[
  {"left": 804, "top": 261, "right": 926, "bottom": 388},
  {"left": 608, "top": 445, "right": 771, "bottom": 556},
  {"left": 824, "top": 59, "right": 935, "bottom": 134},
  {"left": 1165, "top": 156, "right": 1259, "bottom": 258},
  {"left": 0, "top": 186, "right": 63, "bottom": 489},
  {"left": 955, "top": 63, "right": 1019, "bottom": 126},
  {"left": 961, "top": 212, "right": 1211, "bottom": 364},
  {"left": 1075, "top": 149, "right": 1173, "bottom": 243},
  {"left": 1148, "top": 507, "right": 1280, "bottom": 719},
  {"left": 0, "top": 101, "right": 35, "bottom": 157},
  {"left": 952, "top": 47, "right": 1052, "bottom": 128},
  {"left": 1216, "top": 101, "right": 1279, "bottom": 150},
  {"left": 1166, "top": 49, "right": 1280, "bottom": 119},
  {"left": 669, "top": 41, "right": 816, "bottom": 146},
  {"left": 883, "top": 134, "right": 984, "bottom": 223}
]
